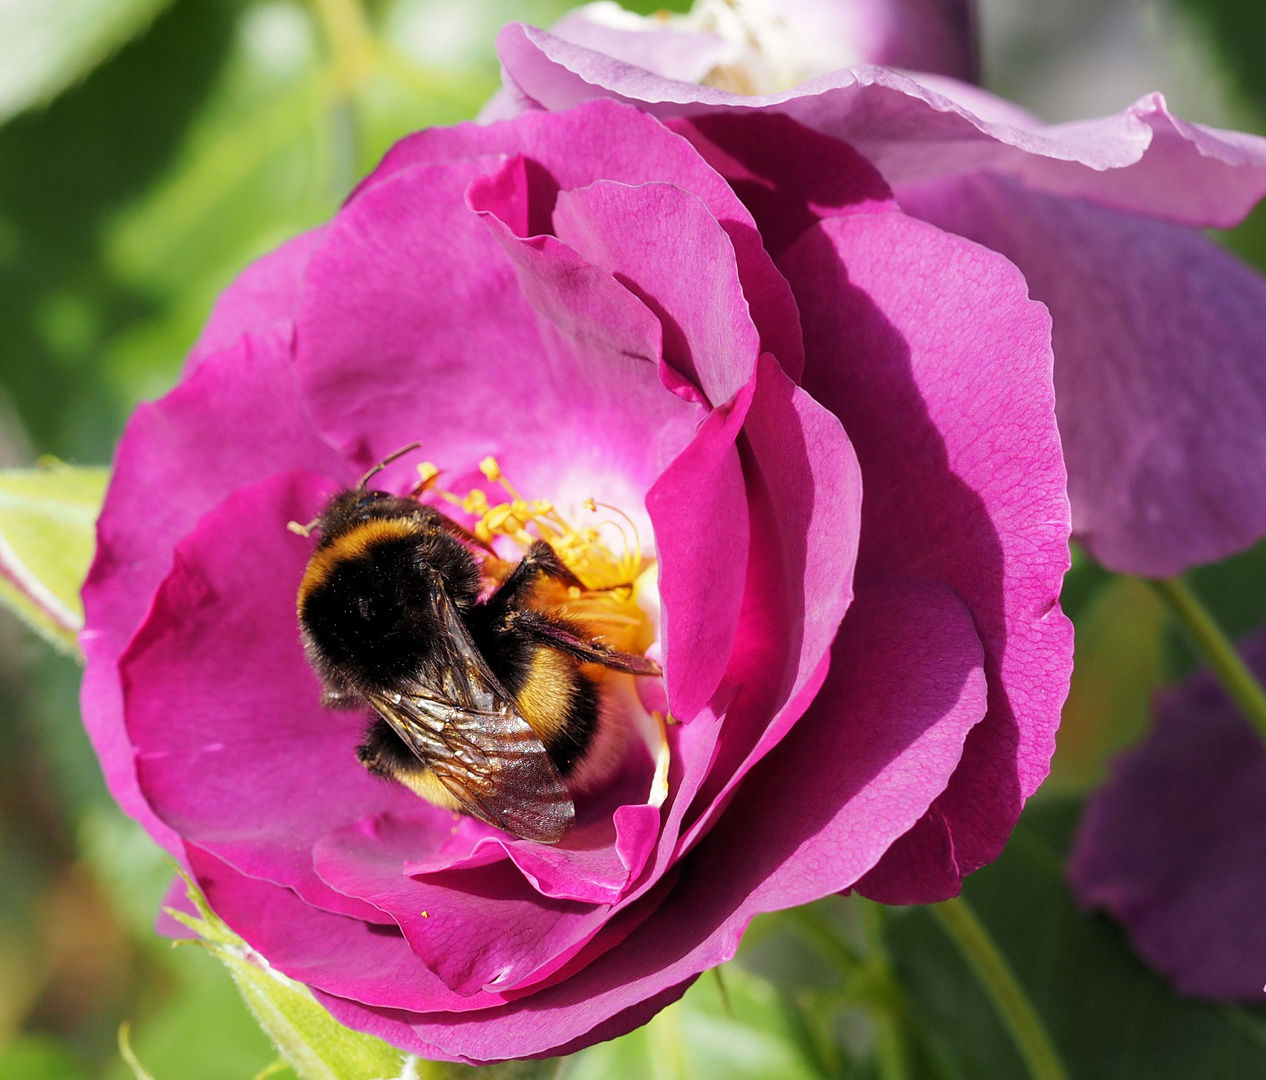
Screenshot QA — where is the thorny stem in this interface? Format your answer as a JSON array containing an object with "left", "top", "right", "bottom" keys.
[
  {"left": 931, "top": 896, "right": 1068, "bottom": 1080},
  {"left": 1150, "top": 575, "right": 1266, "bottom": 742}
]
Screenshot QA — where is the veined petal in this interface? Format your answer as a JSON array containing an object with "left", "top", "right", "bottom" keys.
[
  {"left": 81, "top": 328, "right": 352, "bottom": 859},
  {"left": 899, "top": 172, "right": 1266, "bottom": 577},
  {"left": 779, "top": 205, "right": 1071, "bottom": 897},
  {"left": 495, "top": 25, "right": 1266, "bottom": 228}
]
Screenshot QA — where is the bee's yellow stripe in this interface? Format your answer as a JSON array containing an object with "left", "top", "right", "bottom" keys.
[
  {"left": 515, "top": 648, "right": 576, "bottom": 740},
  {"left": 297, "top": 517, "right": 421, "bottom": 609}
]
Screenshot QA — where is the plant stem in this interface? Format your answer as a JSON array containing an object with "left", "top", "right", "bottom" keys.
[
  {"left": 788, "top": 905, "right": 864, "bottom": 971},
  {"left": 931, "top": 896, "right": 1068, "bottom": 1080},
  {"left": 711, "top": 965, "right": 734, "bottom": 1018},
  {"left": 1150, "top": 575, "right": 1266, "bottom": 742},
  {"left": 309, "top": 0, "right": 376, "bottom": 91}
]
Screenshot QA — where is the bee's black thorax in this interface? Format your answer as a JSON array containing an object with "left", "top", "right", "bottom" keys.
[
  {"left": 297, "top": 490, "right": 481, "bottom": 692},
  {"left": 297, "top": 484, "right": 646, "bottom": 838}
]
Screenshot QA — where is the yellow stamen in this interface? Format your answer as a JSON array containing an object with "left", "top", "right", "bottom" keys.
[
  {"left": 432, "top": 457, "right": 656, "bottom": 658},
  {"left": 647, "top": 711, "right": 671, "bottom": 808}
]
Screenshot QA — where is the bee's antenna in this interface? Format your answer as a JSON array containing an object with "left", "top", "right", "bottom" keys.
[{"left": 358, "top": 441, "right": 423, "bottom": 490}]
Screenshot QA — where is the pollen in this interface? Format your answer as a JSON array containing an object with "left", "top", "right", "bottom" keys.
[{"left": 438, "top": 458, "right": 656, "bottom": 658}]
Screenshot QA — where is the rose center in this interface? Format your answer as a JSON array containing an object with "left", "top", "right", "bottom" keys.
[
  {"left": 419, "top": 455, "right": 658, "bottom": 660},
  {"left": 417, "top": 456, "right": 669, "bottom": 806}
]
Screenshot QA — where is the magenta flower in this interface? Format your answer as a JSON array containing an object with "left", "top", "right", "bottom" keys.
[
  {"left": 80, "top": 99, "right": 1070, "bottom": 1062},
  {"left": 1069, "top": 634, "right": 1266, "bottom": 1001},
  {"left": 493, "top": 0, "right": 1266, "bottom": 577}
]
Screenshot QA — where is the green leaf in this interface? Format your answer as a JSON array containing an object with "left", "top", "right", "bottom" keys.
[
  {"left": 0, "top": 0, "right": 174, "bottom": 122},
  {"left": 106, "top": 945, "right": 286, "bottom": 1080},
  {"left": 0, "top": 463, "right": 107, "bottom": 655},
  {"left": 166, "top": 877, "right": 409, "bottom": 1080},
  {"left": 884, "top": 799, "right": 1266, "bottom": 1079}
]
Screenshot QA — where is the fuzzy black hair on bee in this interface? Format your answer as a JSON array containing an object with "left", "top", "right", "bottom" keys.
[{"left": 295, "top": 448, "right": 659, "bottom": 843}]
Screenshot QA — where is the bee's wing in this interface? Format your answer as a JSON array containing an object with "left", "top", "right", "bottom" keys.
[{"left": 364, "top": 574, "right": 575, "bottom": 844}]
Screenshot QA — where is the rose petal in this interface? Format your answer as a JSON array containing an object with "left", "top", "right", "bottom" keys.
[
  {"left": 311, "top": 812, "right": 615, "bottom": 996},
  {"left": 306, "top": 572, "right": 986, "bottom": 1062},
  {"left": 545, "top": 4, "right": 735, "bottom": 84},
  {"left": 297, "top": 157, "right": 697, "bottom": 506},
  {"left": 124, "top": 470, "right": 416, "bottom": 921},
  {"left": 524, "top": 0, "right": 976, "bottom": 94},
  {"left": 552, "top": 180, "right": 762, "bottom": 406},
  {"left": 898, "top": 172, "right": 1266, "bottom": 578},
  {"left": 778, "top": 207, "right": 1071, "bottom": 898},
  {"left": 666, "top": 110, "right": 894, "bottom": 260},
  {"left": 356, "top": 100, "right": 805, "bottom": 379},
  {"left": 647, "top": 378, "right": 752, "bottom": 724},
  {"left": 853, "top": 0, "right": 977, "bottom": 81},
  {"left": 81, "top": 328, "right": 352, "bottom": 856},
  {"left": 496, "top": 25, "right": 1266, "bottom": 228},
  {"left": 1069, "top": 632, "right": 1266, "bottom": 1001},
  {"left": 187, "top": 844, "right": 508, "bottom": 1015},
  {"left": 470, "top": 163, "right": 753, "bottom": 721},
  {"left": 676, "top": 352, "right": 861, "bottom": 849},
  {"left": 187, "top": 227, "right": 327, "bottom": 369}
]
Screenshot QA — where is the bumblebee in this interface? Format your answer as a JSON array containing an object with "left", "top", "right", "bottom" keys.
[{"left": 294, "top": 450, "right": 660, "bottom": 843}]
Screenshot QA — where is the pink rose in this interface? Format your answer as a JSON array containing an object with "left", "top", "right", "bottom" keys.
[
  {"left": 80, "top": 98, "right": 1070, "bottom": 1062},
  {"left": 495, "top": 0, "right": 1266, "bottom": 578}
]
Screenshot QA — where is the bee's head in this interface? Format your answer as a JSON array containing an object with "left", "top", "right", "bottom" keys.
[{"left": 296, "top": 517, "right": 451, "bottom": 686}]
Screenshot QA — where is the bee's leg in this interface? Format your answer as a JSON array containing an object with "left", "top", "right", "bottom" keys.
[
  {"left": 507, "top": 608, "right": 662, "bottom": 677},
  {"left": 357, "top": 718, "right": 423, "bottom": 776},
  {"left": 435, "top": 513, "right": 497, "bottom": 554},
  {"left": 491, "top": 540, "right": 586, "bottom": 605}
]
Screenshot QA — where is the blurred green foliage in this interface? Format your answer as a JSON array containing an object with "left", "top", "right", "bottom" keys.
[
  {"left": 3, "top": 0, "right": 1266, "bottom": 1078},
  {"left": 886, "top": 801, "right": 1266, "bottom": 1080},
  {"left": 1173, "top": 0, "right": 1266, "bottom": 114}
]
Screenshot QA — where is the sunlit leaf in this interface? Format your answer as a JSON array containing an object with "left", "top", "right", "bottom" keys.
[
  {"left": 167, "top": 875, "right": 417, "bottom": 1080},
  {"left": 0, "top": 0, "right": 174, "bottom": 122},
  {"left": 0, "top": 463, "right": 107, "bottom": 654}
]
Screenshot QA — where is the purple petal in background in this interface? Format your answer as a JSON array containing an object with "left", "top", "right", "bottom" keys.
[
  {"left": 899, "top": 173, "right": 1266, "bottom": 578},
  {"left": 1070, "top": 633, "right": 1266, "bottom": 1001},
  {"left": 495, "top": 25, "right": 1266, "bottom": 229},
  {"left": 844, "top": 0, "right": 977, "bottom": 81}
]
